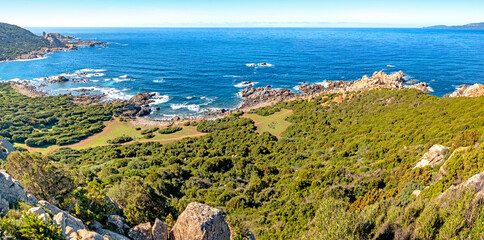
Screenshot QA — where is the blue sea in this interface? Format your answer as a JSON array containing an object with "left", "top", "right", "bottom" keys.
[{"left": 0, "top": 28, "right": 483, "bottom": 118}]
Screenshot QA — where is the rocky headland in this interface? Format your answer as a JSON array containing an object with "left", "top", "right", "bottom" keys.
[
  {"left": 446, "top": 83, "right": 484, "bottom": 97},
  {"left": 236, "top": 71, "right": 431, "bottom": 111},
  {"left": 5, "top": 31, "right": 106, "bottom": 62}
]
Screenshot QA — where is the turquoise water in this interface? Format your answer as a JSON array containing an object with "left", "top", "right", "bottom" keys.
[{"left": 0, "top": 28, "right": 483, "bottom": 118}]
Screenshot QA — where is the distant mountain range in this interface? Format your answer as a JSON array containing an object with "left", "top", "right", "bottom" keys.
[{"left": 423, "top": 22, "right": 484, "bottom": 29}]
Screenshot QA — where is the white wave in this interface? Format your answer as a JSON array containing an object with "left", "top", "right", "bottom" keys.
[
  {"left": 153, "top": 79, "right": 165, "bottom": 83},
  {"left": 386, "top": 65, "right": 396, "bottom": 68},
  {"left": 119, "top": 75, "right": 129, "bottom": 78},
  {"left": 200, "top": 96, "right": 216, "bottom": 105},
  {"left": 293, "top": 85, "right": 300, "bottom": 91},
  {"left": 77, "top": 69, "right": 107, "bottom": 73},
  {"left": 224, "top": 75, "right": 242, "bottom": 78},
  {"left": 112, "top": 77, "right": 133, "bottom": 82},
  {"left": 201, "top": 107, "right": 223, "bottom": 113},
  {"left": 315, "top": 80, "right": 330, "bottom": 88},
  {"left": 170, "top": 103, "right": 200, "bottom": 112},
  {"left": 427, "top": 86, "right": 435, "bottom": 92},
  {"left": 66, "top": 87, "right": 134, "bottom": 100},
  {"left": 234, "top": 82, "right": 258, "bottom": 88},
  {"left": 84, "top": 73, "right": 105, "bottom": 78},
  {"left": 150, "top": 92, "right": 171, "bottom": 105},
  {"left": 186, "top": 96, "right": 193, "bottom": 99},
  {"left": 13, "top": 56, "right": 49, "bottom": 62},
  {"left": 245, "top": 63, "right": 256, "bottom": 67}
]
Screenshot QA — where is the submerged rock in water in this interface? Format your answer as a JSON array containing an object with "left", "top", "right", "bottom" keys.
[{"left": 50, "top": 76, "right": 69, "bottom": 84}]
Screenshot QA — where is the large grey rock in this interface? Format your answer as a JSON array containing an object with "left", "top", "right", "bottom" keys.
[
  {"left": 65, "top": 226, "right": 79, "bottom": 240},
  {"left": 39, "top": 200, "right": 63, "bottom": 215},
  {"left": 107, "top": 214, "right": 127, "bottom": 234},
  {"left": 0, "top": 170, "right": 28, "bottom": 204},
  {"left": 28, "top": 206, "right": 46, "bottom": 216},
  {"left": 27, "top": 193, "right": 39, "bottom": 205},
  {"left": 53, "top": 211, "right": 86, "bottom": 235},
  {"left": 0, "top": 197, "right": 8, "bottom": 215},
  {"left": 77, "top": 229, "right": 104, "bottom": 240},
  {"left": 128, "top": 222, "right": 153, "bottom": 240},
  {"left": 96, "top": 228, "right": 130, "bottom": 240},
  {"left": 169, "top": 202, "right": 231, "bottom": 240},
  {"left": 89, "top": 221, "right": 104, "bottom": 231},
  {"left": 152, "top": 218, "right": 168, "bottom": 240}
]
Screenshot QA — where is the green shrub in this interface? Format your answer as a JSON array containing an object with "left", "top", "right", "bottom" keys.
[
  {"left": 158, "top": 126, "right": 183, "bottom": 134},
  {"left": 249, "top": 106, "right": 281, "bottom": 116},
  {"left": 107, "top": 135, "right": 133, "bottom": 144}
]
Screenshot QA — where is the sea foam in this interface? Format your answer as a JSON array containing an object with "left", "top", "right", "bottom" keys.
[
  {"left": 170, "top": 104, "right": 201, "bottom": 112},
  {"left": 150, "top": 92, "right": 171, "bottom": 105}
]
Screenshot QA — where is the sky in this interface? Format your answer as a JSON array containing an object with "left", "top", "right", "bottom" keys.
[{"left": 1, "top": 0, "right": 483, "bottom": 28}]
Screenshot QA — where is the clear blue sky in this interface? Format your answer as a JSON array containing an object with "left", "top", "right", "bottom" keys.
[{"left": 1, "top": 0, "right": 483, "bottom": 27}]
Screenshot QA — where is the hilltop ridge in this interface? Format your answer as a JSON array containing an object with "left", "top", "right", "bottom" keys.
[
  {"left": 423, "top": 22, "right": 484, "bottom": 29},
  {"left": 0, "top": 22, "right": 49, "bottom": 61}
]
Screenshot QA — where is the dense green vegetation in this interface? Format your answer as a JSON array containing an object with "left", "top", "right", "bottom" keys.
[
  {"left": 0, "top": 202, "right": 64, "bottom": 240},
  {"left": 0, "top": 83, "right": 125, "bottom": 147},
  {"left": 158, "top": 126, "right": 183, "bottom": 134},
  {"left": 107, "top": 135, "right": 133, "bottom": 144},
  {"left": 249, "top": 106, "right": 281, "bottom": 116},
  {"left": 3, "top": 88, "right": 484, "bottom": 239},
  {"left": 0, "top": 23, "right": 49, "bottom": 61}
]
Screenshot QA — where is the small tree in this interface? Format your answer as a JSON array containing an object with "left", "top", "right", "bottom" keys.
[{"left": 5, "top": 152, "right": 74, "bottom": 204}]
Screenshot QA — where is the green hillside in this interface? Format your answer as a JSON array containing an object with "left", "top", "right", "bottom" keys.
[
  {"left": 3, "top": 86, "right": 484, "bottom": 239},
  {"left": 0, "top": 22, "right": 49, "bottom": 61}
]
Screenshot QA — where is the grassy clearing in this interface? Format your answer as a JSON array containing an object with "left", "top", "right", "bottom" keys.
[
  {"left": 68, "top": 119, "right": 205, "bottom": 149},
  {"left": 20, "top": 118, "right": 206, "bottom": 152},
  {"left": 244, "top": 109, "right": 293, "bottom": 137},
  {"left": 17, "top": 110, "right": 293, "bottom": 153}
]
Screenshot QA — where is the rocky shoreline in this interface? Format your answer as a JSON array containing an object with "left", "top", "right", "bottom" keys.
[
  {"left": 233, "top": 71, "right": 430, "bottom": 111},
  {"left": 1, "top": 32, "right": 106, "bottom": 62},
  {"left": 8, "top": 70, "right": 484, "bottom": 126}
]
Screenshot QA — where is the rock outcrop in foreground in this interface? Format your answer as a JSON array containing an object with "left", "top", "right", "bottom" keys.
[
  {"left": 239, "top": 71, "right": 430, "bottom": 109},
  {"left": 0, "top": 170, "right": 38, "bottom": 214},
  {"left": 447, "top": 83, "right": 484, "bottom": 97},
  {"left": 0, "top": 170, "right": 231, "bottom": 240},
  {"left": 170, "top": 202, "right": 231, "bottom": 240}
]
